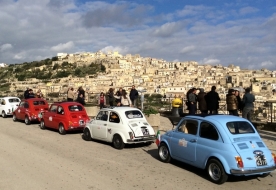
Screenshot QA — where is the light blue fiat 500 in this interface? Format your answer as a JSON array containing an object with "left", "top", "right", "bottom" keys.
[{"left": 158, "top": 115, "right": 276, "bottom": 184}]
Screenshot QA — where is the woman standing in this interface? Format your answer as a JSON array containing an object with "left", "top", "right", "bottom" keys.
[
  {"left": 197, "top": 88, "right": 207, "bottom": 114},
  {"left": 226, "top": 89, "right": 239, "bottom": 116},
  {"left": 98, "top": 92, "right": 106, "bottom": 109},
  {"left": 77, "top": 86, "right": 85, "bottom": 105},
  {"left": 67, "top": 87, "right": 75, "bottom": 101},
  {"left": 120, "top": 90, "right": 132, "bottom": 107}
]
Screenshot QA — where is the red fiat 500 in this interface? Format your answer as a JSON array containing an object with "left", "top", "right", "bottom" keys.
[
  {"left": 13, "top": 98, "right": 49, "bottom": 125},
  {"left": 40, "top": 102, "right": 90, "bottom": 135}
]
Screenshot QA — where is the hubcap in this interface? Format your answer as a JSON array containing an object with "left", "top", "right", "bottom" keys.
[
  {"left": 59, "top": 125, "right": 64, "bottom": 133},
  {"left": 13, "top": 115, "right": 16, "bottom": 120},
  {"left": 209, "top": 163, "right": 221, "bottom": 181},
  {"left": 2, "top": 112, "right": 4, "bottom": 117},
  {"left": 159, "top": 146, "right": 168, "bottom": 160}
]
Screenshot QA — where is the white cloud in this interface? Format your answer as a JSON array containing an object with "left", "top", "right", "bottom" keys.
[
  {"left": 50, "top": 41, "right": 75, "bottom": 52},
  {"left": 239, "top": 7, "right": 259, "bottom": 15},
  {"left": 0, "top": 43, "right": 12, "bottom": 52},
  {"left": 201, "top": 58, "right": 221, "bottom": 65},
  {"left": 180, "top": 46, "right": 196, "bottom": 54}
]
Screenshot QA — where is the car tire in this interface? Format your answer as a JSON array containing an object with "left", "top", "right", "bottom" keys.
[
  {"left": 25, "top": 115, "right": 31, "bottom": 125},
  {"left": 2, "top": 111, "right": 7, "bottom": 118},
  {"left": 12, "top": 114, "right": 17, "bottom": 122},
  {"left": 158, "top": 143, "right": 171, "bottom": 163},
  {"left": 112, "top": 134, "right": 125, "bottom": 149},
  {"left": 207, "top": 159, "right": 228, "bottom": 184},
  {"left": 58, "top": 123, "right": 66, "bottom": 135},
  {"left": 40, "top": 119, "right": 46, "bottom": 130},
  {"left": 83, "top": 128, "right": 92, "bottom": 141}
]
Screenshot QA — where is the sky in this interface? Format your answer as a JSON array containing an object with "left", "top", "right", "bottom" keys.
[{"left": 0, "top": 0, "right": 276, "bottom": 70}]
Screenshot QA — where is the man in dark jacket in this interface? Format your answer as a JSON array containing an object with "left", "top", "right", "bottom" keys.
[
  {"left": 129, "top": 85, "right": 138, "bottom": 107},
  {"left": 24, "top": 87, "right": 29, "bottom": 99},
  {"left": 242, "top": 88, "right": 255, "bottom": 121},
  {"left": 205, "top": 86, "right": 220, "bottom": 114}
]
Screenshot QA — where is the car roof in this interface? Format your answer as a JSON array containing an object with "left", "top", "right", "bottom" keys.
[
  {"left": 100, "top": 106, "right": 141, "bottom": 112},
  {"left": 185, "top": 114, "right": 250, "bottom": 123},
  {"left": 1, "top": 97, "right": 20, "bottom": 99},
  {"left": 52, "top": 101, "right": 83, "bottom": 106},
  {"left": 24, "top": 98, "right": 47, "bottom": 102}
]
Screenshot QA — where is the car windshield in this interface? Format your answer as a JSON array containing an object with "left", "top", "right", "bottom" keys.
[
  {"left": 68, "top": 105, "right": 83, "bottom": 112},
  {"left": 8, "top": 98, "right": 20, "bottom": 103},
  {"left": 226, "top": 121, "right": 255, "bottom": 134},
  {"left": 33, "top": 101, "right": 46, "bottom": 105},
  {"left": 125, "top": 110, "right": 143, "bottom": 119}
]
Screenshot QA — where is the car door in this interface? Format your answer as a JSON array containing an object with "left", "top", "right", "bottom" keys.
[
  {"left": 45, "top": 105, "right": 58, "bottom": 129},
  {"left": 91, "top": 110, "right": 108, "bottom": 139},
  {"left": 170, "top": 119, "right": 198, "bottom": 163},
  {"left": 18, "top": 101, "right": 28, "bottom": 120}
]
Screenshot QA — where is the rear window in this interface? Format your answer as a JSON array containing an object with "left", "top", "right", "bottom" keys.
[
  {"left": 226, "top": 121, "right": 255, "bottom": 134},
  {"left": 8, "top": 98, "right": 20, "bottom": 103},
  {"left": 68, "top": 105, "right": 84, "bottom": 112},
  {"left": 125, "top": 110, "right": 143, "bottom": 119},
  {"left": 33, "top": 101, "right": 46, "bottom": 105}
]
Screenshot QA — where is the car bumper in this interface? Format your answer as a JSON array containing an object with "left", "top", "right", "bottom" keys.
[
  {"left": 127, "top": 136, "right": 156, "bottom": 143},
  {"left": 68, "top": 126, "right": 85, "bottom": 131},
  {"left": 230, "top": 166, "right": 276, "bottom": 175}
]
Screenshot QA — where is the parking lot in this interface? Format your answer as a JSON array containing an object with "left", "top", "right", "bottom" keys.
[{"left": 0, "top": 117, "right": 275, "bottom": 190}]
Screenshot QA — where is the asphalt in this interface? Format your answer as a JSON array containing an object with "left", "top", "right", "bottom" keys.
[{"left": 159, "top": 116, "right": 276, "bottom": 153}]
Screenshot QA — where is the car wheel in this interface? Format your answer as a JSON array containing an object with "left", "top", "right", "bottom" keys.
[
  {"left": 83, "top": 128, "right": 92, "bottom": 141},
  {"left": 2, "top": 111, "right": 7, "bottom": 118},
  {"left": 58, "top": 123, "right": 66, "bottom": 135},
  {"left": 207, "top": 159, "right": 228, "bottom": 184},
  {"left": 40, "top": 119, "right": 46, "bottom": 130},
  {"left": 13, "top": 114, "right": 17, "bottom": 122},
  {"left": 112, "top": 134, "right": 125, "bottom": 149},
  {"left": 25, "top": 116, "right": 31, "bottom": 125},
  {"left": 158, "top": 143, "right": 171, "bottom": 163}
]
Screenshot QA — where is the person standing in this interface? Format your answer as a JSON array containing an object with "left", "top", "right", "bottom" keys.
[
  {"left": 129, "top": 85, "right": 138, "bottom": 107},
  {"left": 197, "top": 88, "right": 208, "bottom": 114},
  {"left": 242, "top": 88, "right": 255, "bottom": 121},
  {"left": 115, "top": 87, "right": 123, "bottom": 106},
  {"left": 120, "top": 90, "right": 132, "bottom": 107},
  {"left": 98, "top": 92, "right": 106, "bottom": 109},
  {"left": 226, "top": 89, "right": 239, "bottom": 116},
  {"left": 234, "top": 89, "right": 243, "bottom": 113},
  {"left": 28, "top": 89, "right": 35, "bottom": 98},
  {"left": 36, "top": 89, "right": 43, "bottom": 98},
  {"left": 77, "top": 86, "right": 85, "bottom": 105},
  {"left": 67, "top": 87, "right": 75, "bottom": 101},
  {"left": 24, "top": 87, "right": 29, "bottom": 99},
  {"left": 107, "top": 88, "right": 115, "bottom": 106},
  {"left": 205, "top": 86, "right": 220, "bottom": 114},
  {"left": 187, "top": 88, "right": 197, "bottom": 115}
]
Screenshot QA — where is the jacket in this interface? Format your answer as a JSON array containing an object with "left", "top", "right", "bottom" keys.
[
  {"left": 242, "top": 93, "right": 255, "bottom": 108},
  {"left": 205, "top": 91, "right": 220, "bottom": 110},
  {"left": 129, "top": 89, "right": 138, "bottom": 100},
  {"left": 226, "top": 94, "right": 238, "bottom": 111},
  {"left": 121, "top": 96, "right": 131, "bottom": 106},
  {"left": 197, "top": 92, "right": 207, "bottom": 111},
  {"left": 67, "top": 90, "right": 75, "bottom": 99}
]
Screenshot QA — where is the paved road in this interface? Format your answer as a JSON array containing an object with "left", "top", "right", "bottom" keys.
[{"left": 0, "top": 117, "right": 275, "bottom": 190}]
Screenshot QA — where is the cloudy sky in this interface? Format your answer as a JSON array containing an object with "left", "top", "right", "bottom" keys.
[{"left": 0, "top": 0, "right": 275, "bottom": 70}]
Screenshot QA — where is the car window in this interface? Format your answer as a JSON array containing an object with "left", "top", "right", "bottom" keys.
[
  {"left": 226, "top": 121, "right": 255, "bottom": 134},
  {"left": 24, "top": 102, "right": 29, "bottom": 109},
  {"left": 8, "top": 98, "right": 20, "bottom": 103},
  {"left": 68, "top": 105, "right": 83, "bottom": 112},
  {"left": 177, "top": 120, "right": 198, "bottom": 135},
  {"left": 125, "top": 110, "right": 143, "bottom": 119},
  {"left": 96, "top": 111, "right": 108, "bottom": 121},
  {"left": 19, "top": 101, "right": 25, "bottom": 107},
  {"left": 50, "top": 105, "right": 58, "bottom": 113},
  {"left": 109, "top": 112, "right": 120, "bottom": 123},
  {"left": 200, "top": 122, "right": 219, "bottom": 140},
  {"left": 57, "top": 106, "right": 64, "bottom": 115},
  {"left": 1, "top": 99, "right": 6, "bottom": 105},
  {"left": 33, "top": 101, "right": 46, "bottom": 105}
]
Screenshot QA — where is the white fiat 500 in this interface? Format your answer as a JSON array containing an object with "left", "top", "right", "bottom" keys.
[
  {"left": 83, "top": 107, "right": 156, "bottom": 149},
  {"left": 0, "top": 97, "right": 21, "bottom": 118}
]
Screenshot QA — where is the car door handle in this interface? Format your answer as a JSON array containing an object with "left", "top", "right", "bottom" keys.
[
  {"left": 104, "top": 124, "right": 107, "bottom": 126},
  {"left": 190, "top": 139, "right": 197, "bottom": 143}
]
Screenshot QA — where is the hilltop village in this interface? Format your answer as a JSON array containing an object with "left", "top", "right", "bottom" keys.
[{"left": 3, "top": 51, "right": 276, "bottom": 102}]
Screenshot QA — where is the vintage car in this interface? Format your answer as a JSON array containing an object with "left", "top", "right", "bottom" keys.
[
  {"left": 40, "top": 102, "right": 90, "bottom": 135},
  {"left": 0, "top": 97, "right": 21, "bottom": 118},
  {"left": 158, "top": 115, "right": 276, "bottom": 184},
  {"left": 13, "top": 98, "right": 49, "bottom": 125},
  {"left": 83, "top": 107, "right": 156, "bottom": 149}
]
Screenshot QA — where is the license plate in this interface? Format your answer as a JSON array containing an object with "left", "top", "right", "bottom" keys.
[
  {"left": 79, "top": 120, "right": 84, "bottom": 126},
  {"left": 141, "top": 128, "right": 149, "bottom": 136},
  {"left": 255, "top": 155, "right": 267, "bottom": 166}
]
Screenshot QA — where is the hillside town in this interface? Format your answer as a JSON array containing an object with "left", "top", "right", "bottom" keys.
[{"left": 2, "top": 51, "right": 276, "bottom": 102}]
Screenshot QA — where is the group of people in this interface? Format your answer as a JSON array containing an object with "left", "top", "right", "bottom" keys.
[
  {"left": 67, "top": 86, "right": 86, "bottom": 105},
  {"left": 99, "top": 85, "right": 139, "bottom": 109},
  {"left": 186, "top": 86, "right": 255, "bottom": 121},
  {"left": 24, "top": 88, "right": 44, "bottom": 99}
]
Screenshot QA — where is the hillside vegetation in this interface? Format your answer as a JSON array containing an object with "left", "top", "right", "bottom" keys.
[{"left": 0, "top": 57, "right": 106, "bottom": 80}]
